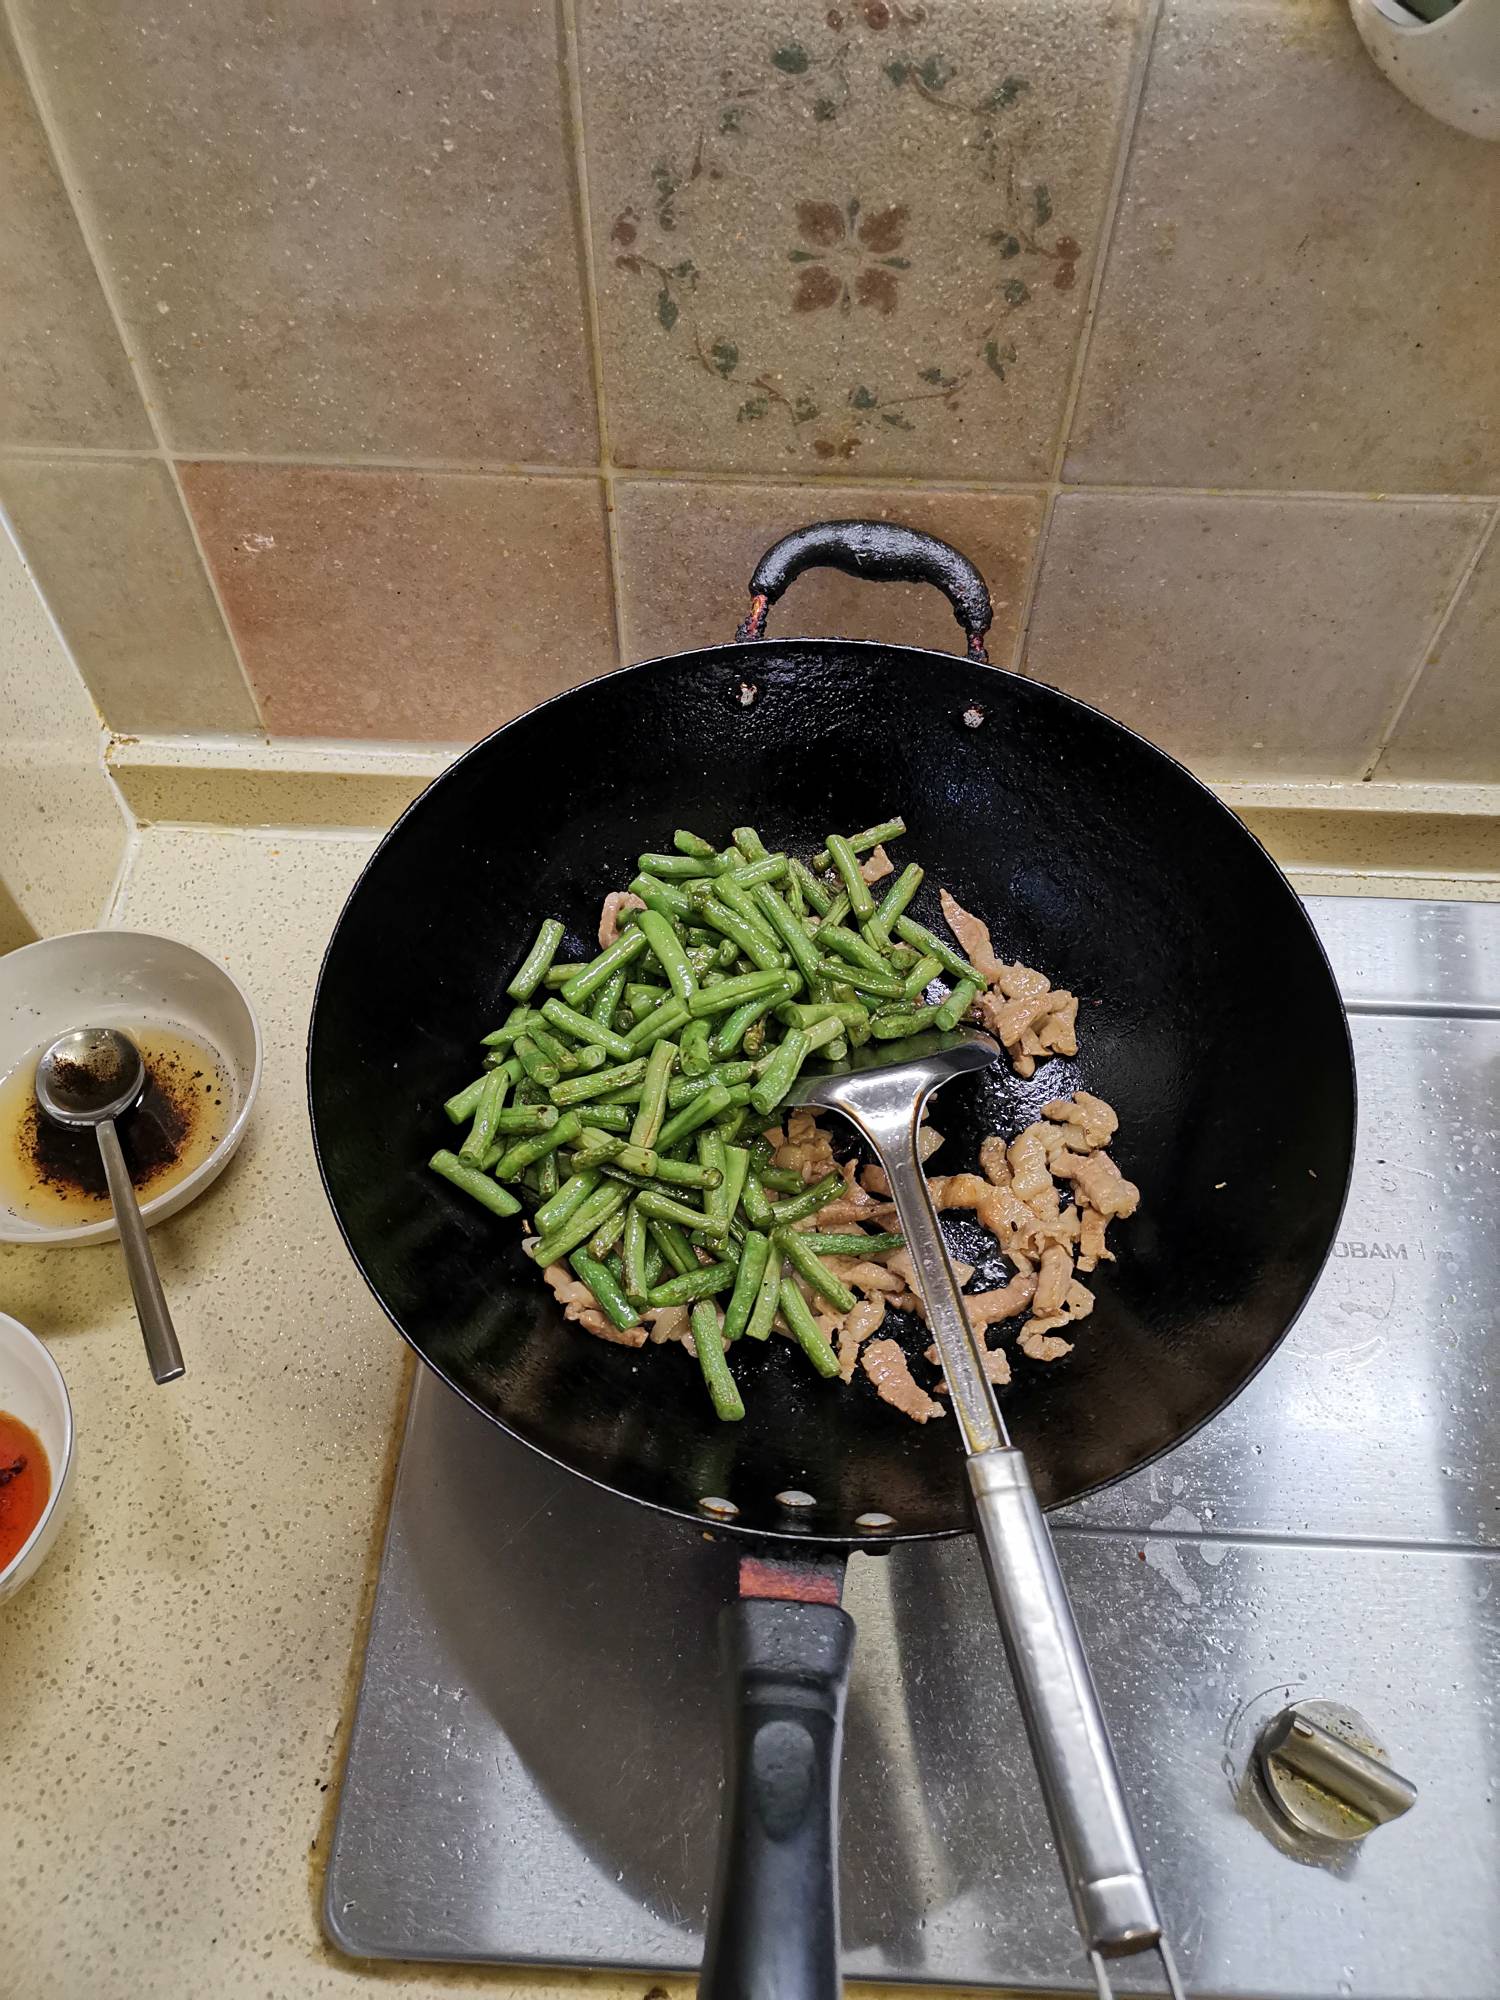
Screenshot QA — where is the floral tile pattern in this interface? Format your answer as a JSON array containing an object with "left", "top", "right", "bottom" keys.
[
  {"left": 581, "top": 0, "right": 1145, "bottom": 476},
  {"left": 614, "top": 478, "right": 1043, "bottom": 660},
  {"left": 1022, "top": 493, "right": 1490, "bottom": 781}
]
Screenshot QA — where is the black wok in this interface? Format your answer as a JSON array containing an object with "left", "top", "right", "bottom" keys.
[{"left": 309, "top": 521, "right": 1354, "bottom": 1995}]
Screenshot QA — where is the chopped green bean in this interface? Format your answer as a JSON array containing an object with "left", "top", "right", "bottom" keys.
[
  {"left": 681, "top": 1019, "right": 714, "bottom": 1076},
  {"left": 622, "top": 1202, "right": 652, "bottom": 1303},
  {"left": 530, "top": 1182, "right": 628, "bottom": 1266},
  {"left": 636, "top": 1188, "right": 726, "bottom": 1236},
  {"left": 459, "top": 1064, "right": 511, "bottom": 1161},
  {"left": 731, "top": 825, "right": 767, "bottom": 861},
  {"left": 493, "top": 1110, "right": 582, "bottom": 1179},
  {"left": 551, "top": 1055, "right": 649, "bottom": 1106},
  {"left": 718, "top": 1144, "right": 750, "bottom": 1233},
  {"left": 429, "top": 1150, "right": 523, "bottom": 1218},
  {"left": 690, "top": 1300, "right": 744, "bottom": 1421},
  {"left": 647, "top": 1260, "right": 737, "bottom": 1308},
  {"left": 894, "top": 913, "right": 981, "bottom": 983},
  {"left": 712, "top": 874, "right": 784, "bottom": 954},
  {"left": 797, "top": 1231, "right": 904, "bottom": 1257},
  {"left": 624, "top": 996, "right": 691, "bottom": 1051},
  {"left": 535, "top": 1149, "right": 560, "bottom": 1202},
  {"left": 630, "top": 1036, "right": 678, "bottom": 1149},
  {"left": 825, "top": 834, "right": 876, "bottom": 920},
  {"left": 637, "top": 908, "right": 699, "bottom": 1003},
  {"left": 740, "top": 1168, "right": 776, "bottom": 1230},
  {"left": 777, "top": 1280, "right": 842, "bottom": 1377},
  {"left": 838, "top": 964, "right": 905, "bottom": 1001},
  {"left": 775, "top": 1229, "right": 857, "bottom": 1314},
  {"left": 542, "top": 962, "right": 589, "bottom": 988},
  {"left": 443, "top": 1074, "right": 487, "bottom": 1125},
  {"left": 481, "top": 1003, "right": 536, "bottom": 1050},
  {"left": 507, "top": 918, "right": 565, "bottom": 1000},
  {"left": 900, "top": 952, "right": 945, "bottom": 1001},
  {"left": 590, "top": 967, "right": 627, "bottom": 1030},
  {"left": 757, "top": 1165, "right": 806, "bottom": 1195},
  {"left": 646, "top": 1214, "right": 698, "bottom": 1276},
  {"left": 751, "top": 882, "right": 824, "bottom": 984},
  {"left": 566, "top": 1249, "right": 641, "bottom": 1332},
  {"left": 687, "top": 968, "right": 792, "bottom": 1018},
  {"left": 588, "top": 1205, "right": 627, "bottom": 1260},
  {"left": 869, "top": 1004, "right": 946, "bottom": 1040},
  {"left": 628, "top": 872, "right": 694, "bottom": 923},
  {"left": 749, "top": 1027, "right": 811, "bottom": 1114},
  {"left": 513, "top": 1034, "right": 560, "bottom": 1088},
  {"left": 692, "top": 896, "right": 784, "bottom": 971},
  {"left": 722, "top": 1231, "right": 770, "bottom": 1342},
  {"left": 556, "top": 928, "right": 648, "bottom": 1009},
  {"left": 813, "top": 818, "right": 905, "bottom": 872},
  {"left": 535, "top": 1169, "right": 601, "bottom": 1236},
  {"left": 666, "top": 1062, "right": 753, "bottom": 1108},
  {"left": 575, "top": 1101, "right": 632, "bottom": 1133},
  {"left": 655, "top": 1082, "right": 733, "bottom": 1151},
  {"left": 638, "top": 852, "right": 725, "bottom": 879},
  {"left": 744, "top": 1244, "right": 785, "bottom": 1341},
  {"left": 673, "top": 828, "right": 718, "bottom": 858},
  {"left": 935, "top": 976, "right": 983, "bottom": 1031},
  {"left": 763, "top": 1171, "right": 843, "bottom": 1225},
  {"left": 789, "top": 856, "right": 833, "bottom": 916},
  {"left": 539, "top": 995, "right": 634, "bottom": 1062},
  {"left": 527, "top": 1021, "right": 583, "bottom": 1072},
  {"left": 490, "top": 1104, "right": 560, "bottom": 1135},
  {"left": 724, "top": 853, "right": 788, "bottom": 888},
  {"left": 712, "top": 992, "right": 782, "bottom": 1057},
  {"left": 868, "top": 862, "right": 924, "bottom": 946}
]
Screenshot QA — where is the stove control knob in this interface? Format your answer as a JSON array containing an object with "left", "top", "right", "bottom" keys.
[{"left": 1256, "top": 1699, "right": 1417, "bottom": 1842}]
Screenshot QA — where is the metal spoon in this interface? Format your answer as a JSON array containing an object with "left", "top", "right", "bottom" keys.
[
  {"left": 786, "top": 1027, "right": 1182, "bottom": 2000},
  {"left": 35, "top": 1027, "right": 185, "bottom": 1385}
]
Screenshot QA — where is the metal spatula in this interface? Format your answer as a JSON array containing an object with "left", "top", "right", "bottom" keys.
[{"left": 786, "top": 1026, "right": 1184, "bottom": 2000}]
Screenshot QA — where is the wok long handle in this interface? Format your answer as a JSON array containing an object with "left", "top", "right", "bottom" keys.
[
  {"left": 735, "top": 519, "right": 992, "bottom": 661},
  {"left": 853, "top": 1097, "right": 1165, "bottom": 1967},
  {"left": 699, "top": 1596, "right": 854, "bottom": 2000}
]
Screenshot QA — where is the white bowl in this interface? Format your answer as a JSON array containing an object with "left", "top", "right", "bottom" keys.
[
  {"left": 0, "top": 1311, "right": 75, "bottom": 1601},
  {"left": 1349, "top": 0, "right": 1500, "bottom": 140},
  {"left": 0, "top": 930, "right": 262, "bottom": 1247}
]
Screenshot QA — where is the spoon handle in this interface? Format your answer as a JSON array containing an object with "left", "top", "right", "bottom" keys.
[{"left": 96, "top": 1118, "right": 185, "bottom": 1385}]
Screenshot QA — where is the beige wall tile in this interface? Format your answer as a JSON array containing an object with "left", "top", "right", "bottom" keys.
[
  {"left": 0, "top": 456, "right": 257, "bottom": 736},
  {"left": 615, "top": 480, "right": 1043, "bottom": 662},
  {"left": 580, "top": 0, "right": 1145, "bottom": 478},
  {"left": 1067, "top": 0, "right": 1500, "bottom": 493},
  {"left": 1377, "top": 522, "right": 1500, "bottom": 780},
  {"left": 1022, "top": 493, "right": 1489, "bottom": 781},
  {"left": 0, "top": 517, "right": 129, "bottom": 945},
  {"left": 10, "top": 0, "right": 597, "bottom": 464},
  {"left": 0, "top": 19, "right": 147, "bottom": 448},
  {"left": 180, "top": 464, "right": 615, "bottom": 742}
]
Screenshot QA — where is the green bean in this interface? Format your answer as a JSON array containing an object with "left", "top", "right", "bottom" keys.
[
  {"left": 758, "top": 1165, "right": 806, "bottom": 1195},
  {"left": 527, "top": 1021, "right": 583, "bottom": 1072},
  {"left": 575, "top": 1101, "right": 632, "bottom": 1133},
  {"left": 459, "top": 1064, "right": 511, "bottom": 1161},
  {"left": 901, "top": 952, "right": 945, "bottom": 1001},
  {"left": 666, "top": 1062, "right": 753, "bottom": 1108},
  {"left": 624, "top": 996, "right": 690, "bottom": 1051},
  {"left": 722, "top": 1230, "right": 770, "bottom": 1342},
  {"left": 443, "top": 1074, "right": 487, "bottom": 1125},
  {"left": 576, "top": 1135, "right": 722, "bottom": 1188},
  {"left": 712, "top": 992, "right": 782, "bottom": 1057},
  {"left": 718, "top": 1144, "right": 750, "bottom": 1233},
  {"left": 536, "top": 1149, "right": 560, "bottom": 1202},
  {"left": 507, "top": 918, "right": 565, "bottom": 1000},
  {"left": 763, "top": 1171, "right": 843, "bottom": 1226},
  {"left": 513, "top": 1034, "right": 559, "bottom": 1088},
  {"left": 551, "top": 1056, "right": 648, "bottom": 1107},
  {"left": 724, "top": 853, "right": 788, "bottom": 888},
  {"left": 638, "top": 852, "right": 725, "bottom": 879},
  {"left": 622, "top": 1202, "right": 652, "bottom": 1303},
  {"left": 636, "top": 1188, "right": 726, "bottom": 1236},
  {"left": 777, "top": 1280, "right": 842, "bottom": 1378},
  {"left": 936, "top": 977, "right": 983, "bottom": 1031},
  {"left": 628, "top": 872, "right": 694, "bottom": 923},
  {"left": 821, "top": 890, "right": 851, "bottom": 929},
  {"left": 481, "top": 1003, "right": 535, "bottom": 1049},
  {"left": 867, "top": 862, "right": 924, "bottom": 946},
  {"left": 690, "top": 1300, "right": 744, "bottom": 1422},
  {"left": 825, "top": 834, "right": 876, "bottom": 920},
  {"left": 642, "top": 1228, "right": 663, "bottom": 1290},
  {"left": 590, "top": 967, "right": 627, "bottom": 1030},
  {"left": 744, "top": 1243, "right": 785, "bottom": 1341},
  {"left": 789, "top": 856, "right": 833, "bottom": 916},
  {"left": 740, "top": 1168, "right": 776, "bottom": 1230},
  {"left": 429, "top": 1149, "right": 523, "bottom": 1218},
  {"left": 687, "top": 968, "right": 791, "bottom": 1019},
  {"left": 751, "top": 882, "right": 824, "bottom": 985},
  {"left": 490, "top": 1104, "right": 560, "bottom": 1135},
  {"left": 839, "top": 964, "right": 905, "bottom": 1000},
  {"left": 816, "top": 926, "right": 890, "bottom": 976},
  {"left": 530, "top": 1182, "right": 628, "bottom": 1266},
  {"left": 535, "top": 1169, "right": 601, "bottom": 1236},
  {"left": 655, "top": 1082, "right": 733, "bottom": 1152},
  {"left": 681, "top": 1019, "right": 714, "bottom": 1077},
  {"left": 742, "top": 1017, "right": 768, "bottom": 1058},
  {"left": 712, "top": 874, "right": 783, "bottom": 954},
  {"left": 776, "top": 1001, "right": 869, "bottom": 1037},
  {"left": 588, "top": 1205, "right": 627, "bottom": 1260},
  {"left": 749, "top": 1027, "right": 811, "bottom": 1114},
  {"left": 566, "top": 1248, "right": 639, "bottom": 1332},
  {"left": 646, "top": 1214, "right": 698, "bottom": 1276},
  {"left": 536, "top": 995, "right": 631, "bottom": 1063},
  {"left": 647, "top": 1260, "right": 737, "bottom": 1308},
  {"left": 797, "top": 1231, "right": 904, "bottom": 1258},
  {"left": 555, "top": 928, "right": 647, "bottom": 1009},
  {"left": 785, "top": 870, "right": 805, "bottom": 919},
  {"left": 692, "top": 896, "right": 783, "bottom": 972},
  {"left": 813, "top": 818, "right": 906, "bottom": 872},
  {"left": 868, "top": 1004, "right": 946, "bottom": 1039},
  {"left": 625, "top": 981, "right": 670, "bottom": 1018},
  {"left": 629, "top": 1036, "right": 677, "bottom": 1149},
  {"left": 637, "top": 908, "right": 699, "bottom": 1003},
  {"left": 775, "top": 1229, "right": 857, "bottom": 1314},
  {"left": 731, "top": 825, "right": 767, "bottom": 861},
  {"left": 493, "top": 1110, "right": 582, "bottom": 1179},
  {"left": 673, "top": 828, "right": 719, "bottom": 858},
  {"left": 542, "top": 962, "right": 589, "bottom": 988},
  {"left": 894, "top": 913, "right": 980, "bottom": 983}
]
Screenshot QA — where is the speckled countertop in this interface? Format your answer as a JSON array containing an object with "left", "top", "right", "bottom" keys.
[{"left": 0, "top": 827, "right": 730, "bottom": 2000}]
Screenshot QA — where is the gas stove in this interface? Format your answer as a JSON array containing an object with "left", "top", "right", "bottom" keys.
[{"left": 325, "top": 896, "right": 1500, "bottom": 1997}]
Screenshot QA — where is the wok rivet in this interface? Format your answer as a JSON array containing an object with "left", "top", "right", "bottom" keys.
[
  {"left": 697, "top": 1494, "right": 739, "bottom": 1520},
  {"left": 775, "top": 1489, "right": 816, "bottom": 1510},
  {"left": 855, "top": 1511, "right": 897, "bottom": 1533},
  {"left": 962, "top": 705, "right": 985, "bottom": 729}
]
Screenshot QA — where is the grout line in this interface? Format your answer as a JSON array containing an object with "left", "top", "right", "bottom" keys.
[
  {"left": 1360, "top": 504, "right": 1500, "bottom": 781},
  {"left": 1009, "top": 0, "right": 1166, "bottom": 676},
  {"left": 4, "top": 9, "right": 269, "bottom": 736},
  {"left": 0, "top": 441, "right": 165, "bottom": 464},
  {"left": 99, "top": 822, "right": 141, "bottom": 926},
  {"left": 168, "top": 447, "right": 603, "bottom": 480},
  {"left": 557, "top": 0, "right": 629, "bottom": 663}
]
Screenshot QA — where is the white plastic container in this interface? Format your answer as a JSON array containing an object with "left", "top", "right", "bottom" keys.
[{"left": 1350, "top": 0, "right": 1500, "bottom": 140}]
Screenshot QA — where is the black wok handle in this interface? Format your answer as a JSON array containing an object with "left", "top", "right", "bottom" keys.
[
  {"left": 699, "top": 1597, "right": 854, "bottom": 2000},
  {"left": 735, "top": 519, "right": 992, "bottom": 662}
]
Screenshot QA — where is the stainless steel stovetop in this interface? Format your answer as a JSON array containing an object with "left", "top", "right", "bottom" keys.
[{"left": 325, "top": 897, "right": 1500, "bottom": 1997}]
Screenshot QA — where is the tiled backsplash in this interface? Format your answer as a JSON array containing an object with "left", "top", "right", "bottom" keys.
[{"left": 0, "top": 0, "right": 1496, "bottom": 782}]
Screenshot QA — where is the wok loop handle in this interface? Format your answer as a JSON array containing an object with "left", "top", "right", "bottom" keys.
[
  {"left": 699, "top": 1596, "right": 854, "bottom": 2000},
  {"left": 735, "top": 519, "right": 992, "bottom": 662}
]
